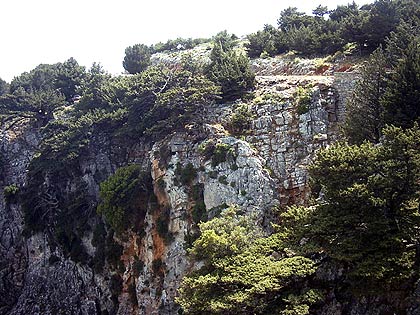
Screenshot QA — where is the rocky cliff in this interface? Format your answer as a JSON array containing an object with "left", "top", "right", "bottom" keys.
[{"left": 0, "top": 56, "right": 360, "bottom": 315}]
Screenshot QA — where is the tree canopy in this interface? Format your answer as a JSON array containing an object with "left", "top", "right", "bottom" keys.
[
  {"left": 206, "top": 32, "right": 255, "bottom": 103},
  {"left": 123, "top": 44, "right": 152, "bottom": 74},
  {"left": 343, "top": 25, "right": 420, "bottom": 144},
  {"left": 382, "top": 40, "right": 420, "bottom": 128},
  {"left": 0, "top": 78, "right": 9, "bottom": 96},
  {"left": 97, "top": 165, "right": 149, "bottom": 232},
  {"left": 342, "top": 47, "right": 389, "bottom": 144},
  {"left": 246, "top": 0, "right": 420, "bottom": 57},
  {"left": 177, "top": 207, "right": 320, "bottom": 315},
  {"left": 308, "top": 125, "right": 420, "bottom": 286}
]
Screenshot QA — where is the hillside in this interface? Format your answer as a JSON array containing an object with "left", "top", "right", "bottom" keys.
[{"left": 0, "top": 1, "right": 419, "bottom": 314}]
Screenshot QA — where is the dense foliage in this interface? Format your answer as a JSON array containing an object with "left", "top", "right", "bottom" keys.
[
  {"left": 122, "top": 65, "right": 220, "bottom": 138},
  {"left": 206, "top": 32, "right": 255, "bottom": 102},
  {"left": 309, "top": 125, "right": 420, "bottom": 286},
  {"left": 9, "top": 58, "right": 85, "bottom": 101},
  {"left": 342, "top": 47, "right": 389, "bottom": 143},
  {"left": 344, "top": 23, "right": 419, "bottom": 143},
  {"left": 124, "top": 31, "right": 254, "bottom": 103},
  {"left": 226, "top": 103, "right": 254, "bottom": 135},
  {"left": 382, "top": 40, "right": 420, "bottom": 128},
  {"left": 246, "top": 0, "right": 420, "bottom": 57},
  {"left": 97, "top": 165, "right": 151, "bottom": 232},
  {"left": 0, "top": 58, "right": 85, "bottom": 130},
  {"left": 123, "top": 44, "right": 152, "bottom": 74},
  {"left": 177, "top": 207, "right": 320, "bottom": 315}
]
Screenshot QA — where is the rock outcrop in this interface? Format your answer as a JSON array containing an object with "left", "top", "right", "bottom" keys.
[
  {"left": 0, "top": 55, "right": 366, "bottom": 315},
  {"left": 126, "top": 70, "right": 357, "bottom": 314}
]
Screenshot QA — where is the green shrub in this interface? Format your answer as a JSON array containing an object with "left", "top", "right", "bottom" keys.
[
  {"left": 206, "top": 33, "right": 255, "bottom": 102},
  {"left": 198, "top": 139, "right": 216, "bottom": 160},
  {"left": 295, "top": 86, "right": 312, "bottom": 115},
  {"left": 218, "top": 175, "right": 228, "bottom": 185},
  {"left": 97, "top": 165, "right": 150, "bottom": 233},
  {"left": 3, "top": 184, "right": 19, "bottom": 202},
  {"left": 175, "top": 163, "right": 197, "bottom": 186},
  {"left": 213, "top": 143, "right": 236, "bottom": 167},
  {"left": 177, "top": 206, "right": 318, "bottom": 314},
  {"left": 123, "top": 44, "right": 151, "bottom": 74},
  {"left": 227, "top": 104, "right": 254, "bottom": 136},
  {"left": 200, "top": 140, "right": 237, "bottom": 168},
  {"left": 124, "top": 65, "right": 220, "bottom": 140},
  {"left": 246, "top": 25, "right": 287, "bottom": 58},
  {"left": 306, "top": 125, "right": 420, "bottom": 287}
]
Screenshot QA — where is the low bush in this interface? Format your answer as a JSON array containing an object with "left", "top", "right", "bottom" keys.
[
  {"left": 3, "top": 184, "right": 19, "bottom": 202},
  {"left": 97, "top": 165, "right": 151, "bottom": 233}
]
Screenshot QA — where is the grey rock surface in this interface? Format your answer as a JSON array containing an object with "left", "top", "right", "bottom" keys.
[{"left": 2, "top": 58, "right": 411, "bottom": 315}]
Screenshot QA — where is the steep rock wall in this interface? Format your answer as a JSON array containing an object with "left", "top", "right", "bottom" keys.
[
  {"left": 0, "top": 121, "right": 119, "bottom": 315},
  {"left": 127, "top": 73, "right": 355, "bottom": 313},
  {"left": 0, "top": 71, "right": 361, "bottom": 315}
]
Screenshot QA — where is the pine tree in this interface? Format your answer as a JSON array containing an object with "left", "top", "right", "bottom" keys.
[
  {"left": 343, "top": 47, "right": 389, "bottom": 144},
  {"left": 385, "top": 20, "right": 420, "bottom": 66},
  {"left": 123, "top": 44, "right": 151, "bottom": 74},
  {"left": 177, "top": 207, "right": 320, "bottom": 315},
  {"left": 206, "top": 40, "right": 255, "bottom": 103},
  {"left": 382, "top": 40, "right": 420, "bottom": 128},
  {"left": 0, "top": 78, "right": 8, "bottom": 96},
  {"left": 309, "top": 125, "right": 420, "bottom": 287}
]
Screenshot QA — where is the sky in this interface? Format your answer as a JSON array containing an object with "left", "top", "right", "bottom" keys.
[{"left": 0, "top": 0, "right": 372, "bottom": 82}]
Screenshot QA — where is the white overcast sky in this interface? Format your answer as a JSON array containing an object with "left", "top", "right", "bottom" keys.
[{"left": 0, "top": 0, "right": 372, "bottom": 82}]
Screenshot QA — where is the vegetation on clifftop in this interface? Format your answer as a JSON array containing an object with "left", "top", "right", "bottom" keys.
[{"left": 246, "top": 0, "right": 420, "bottom": 57}]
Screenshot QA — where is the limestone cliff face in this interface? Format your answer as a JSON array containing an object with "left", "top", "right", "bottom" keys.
[
  {"left": 0, "top": 121, "right": 116, "bottom": 315},
  {"left": 0, "top": 58, "right": 361, "bottom": 315},
  {"left": 128, "top": 56, "right": 361, "bottom": 312},
  {"left": 0, "top": 121, "right": 37, "bottom": 314}
]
